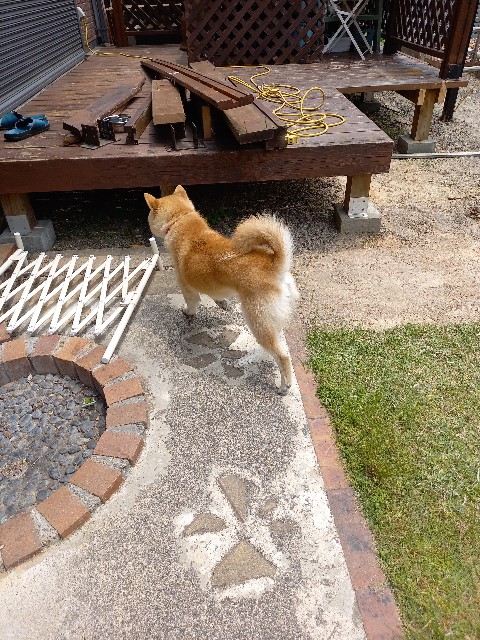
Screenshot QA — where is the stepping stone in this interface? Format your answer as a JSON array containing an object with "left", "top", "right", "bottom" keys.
[
  {"left": 211, "top": 540, "right": 277, "bottom": 588},
  {"left": 182, "top": 512, "right": 226, "bottom": 536},
  {"left": 217, "top": 474, "right": 251, "bottom": 522}
]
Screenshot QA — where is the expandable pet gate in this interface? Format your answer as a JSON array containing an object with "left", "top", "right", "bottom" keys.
[{"left": 0, "top": 234, "right": 163, "bottom": 362}]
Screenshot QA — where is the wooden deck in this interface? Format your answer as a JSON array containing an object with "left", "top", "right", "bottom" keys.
[{"left": 0, "top": 45, "right": 467, "bottom": 197}]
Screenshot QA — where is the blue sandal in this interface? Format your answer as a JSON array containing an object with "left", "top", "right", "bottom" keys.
[
  {"left": 0, "top": 111, "right": 46, "bottom": 130},
  {"left": 4, "top": 116, "right": 50, "bottom": 141}
]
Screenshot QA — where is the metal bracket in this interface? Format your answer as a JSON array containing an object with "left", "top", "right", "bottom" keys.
[
  {"left": 98, "top": 118, "right": 117, "bottom": 141},
  {"left": 168, "top": 122, "right": 205, "bottom": 151}
]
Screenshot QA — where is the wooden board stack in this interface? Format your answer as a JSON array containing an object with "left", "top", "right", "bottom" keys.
[{"left": 62, "top": 59, "right": 287, "bottom": 150}]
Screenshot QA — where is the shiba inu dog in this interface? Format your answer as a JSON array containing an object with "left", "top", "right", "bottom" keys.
[{"left": 145, "top": 186, "right": 299, "bottom": 394}]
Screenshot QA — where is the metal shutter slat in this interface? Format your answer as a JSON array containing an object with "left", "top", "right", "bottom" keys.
[{"left": 0, "top": 0, "right": 85, "bottom": 115}]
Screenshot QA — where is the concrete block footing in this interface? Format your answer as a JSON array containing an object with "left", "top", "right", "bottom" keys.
[
  {"left": 0, "top": 219, "right": 56, "bottom": 251},
  {"left": 333, "top": 203, "right": 381, "bottom": 234},
  {"left": 397, "top": 135, "right": 436, "bottom": 154}
]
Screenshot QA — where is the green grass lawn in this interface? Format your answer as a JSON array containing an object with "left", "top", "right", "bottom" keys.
[{"left": 307, "top": 324, "right": 480, "bottom": 640}]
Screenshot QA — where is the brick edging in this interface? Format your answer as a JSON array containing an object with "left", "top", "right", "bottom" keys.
[
  {"left": 0, "top": 329, "right": 148, "bottom": 571},
  {"left": 285, "top": 323, "right": 404, "bottom": 640}
]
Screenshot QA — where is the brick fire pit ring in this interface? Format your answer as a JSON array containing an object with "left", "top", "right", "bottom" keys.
[{"left": 0, "top": 333, "right": 148, "bottom": 571}]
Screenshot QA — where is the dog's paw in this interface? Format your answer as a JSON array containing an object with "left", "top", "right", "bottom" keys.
[
  {"left": 277, "top": 384, "right": 291, "bottom": 396},
  {"left": 182, "top": 307, "right": 197, "bottom": 320},
  {"left": 215, "top": 299, "right": 230, "bottom": 311}
]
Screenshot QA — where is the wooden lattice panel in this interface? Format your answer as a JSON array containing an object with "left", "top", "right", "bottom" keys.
[
  {"left": 385, "top": 0, "right": 456, "bottom": 57},
  {"left": 122, "top": 0, "right": 183, "bottom": 36},
  {"left": 184, "top": 0, "right": 325, "bottom": 65}
]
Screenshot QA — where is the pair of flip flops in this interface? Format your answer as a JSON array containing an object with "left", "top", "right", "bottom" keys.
[{"left": 1, "top": 111, "right": 50, "bottom": 141}]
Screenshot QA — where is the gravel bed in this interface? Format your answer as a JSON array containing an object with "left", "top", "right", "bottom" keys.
[{"left": 0, "top": 374, "right": 105, "bottom": 525}]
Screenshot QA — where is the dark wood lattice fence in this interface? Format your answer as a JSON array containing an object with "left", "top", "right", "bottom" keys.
[
  {"left": 384, "top": 0, "right": 478, "bottom": 78},
  {"left": 184, "top": 0, "right": 325, "bottom": 65},
  {"left": 109, "top": 0, "right": 183, "bottom": 45}
]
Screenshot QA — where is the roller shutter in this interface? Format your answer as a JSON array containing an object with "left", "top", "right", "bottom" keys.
[{"left": 0, "top": 0, "right": 85, "bottom": 115}]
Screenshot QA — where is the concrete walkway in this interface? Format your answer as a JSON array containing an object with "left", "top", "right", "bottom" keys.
[{"left": 0, "top": 250, "right": 395, "bottom": 639}]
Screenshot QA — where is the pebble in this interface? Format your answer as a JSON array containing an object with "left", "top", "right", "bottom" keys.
[{"left": 0, "top": 373, "right": 106, "bottom": 525}]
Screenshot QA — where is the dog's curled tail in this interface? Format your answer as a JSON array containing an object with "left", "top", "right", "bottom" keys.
[{"left": 232, "top": 215, "right": 294, "bottom": 272}]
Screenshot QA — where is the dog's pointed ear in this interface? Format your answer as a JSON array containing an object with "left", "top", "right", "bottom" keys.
[
  {"left": 174, "top": 185, "right": 188, "bottom": 197},
  {"left": 144, "top": 193, "right": 157, "bottom": 210}
]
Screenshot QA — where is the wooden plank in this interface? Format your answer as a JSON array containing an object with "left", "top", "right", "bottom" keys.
[
  {"left": 141, "top": 60, "right": 252, "bottom": 110},
  {"left": 152, "top": 80, "right": 185, "bottom": 125},
  {"left": 124, "top": 83, "right": 153, "bottom": 145},
  {"left": 63, "top": 75, "right": 146, "bottom": 145},
  {"left": 155, "top": 58, "right": 253, "bottom": 100},
  {"left": 191, "top": 61, "right": 287, "bottom": 148}
]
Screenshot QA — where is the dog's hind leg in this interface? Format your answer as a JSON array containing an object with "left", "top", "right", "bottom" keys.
[
  {"left": 241, "top": 304, "right": 293, "bottom": 394},
  {"left": 178, "top": 279, "right": 201, "bottom": 317}
]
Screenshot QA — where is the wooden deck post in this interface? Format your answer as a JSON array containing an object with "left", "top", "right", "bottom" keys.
[
  {"left": 160, "top": 185, "right": 176, "bottom": 196},
  {"left": 0, "top": 193, "right": 37, "bottom": 235},
  {"left": 334, "top": 174, "right": 381, "bottom": 234},
  {"left": 410, "top": 88, "right": 439, "bottom": 142},
  {"left": 0, "top": 193, "right": 56, "bottom": 250},
  {"left": 398, "top": 86, "right": 445, "bottom": 154}
]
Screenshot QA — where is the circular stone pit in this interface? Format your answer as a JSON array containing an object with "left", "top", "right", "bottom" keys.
[
  {"left": 0, "top": 334, "right": 148, "bottom": 572},
  {"left": 0, "top": 374, "right": 105, "bottom": 525}
]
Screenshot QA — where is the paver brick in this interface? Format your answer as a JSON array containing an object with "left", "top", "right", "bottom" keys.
[
  {"left": 106, "top": 401, "right": 148, "bottom": 429},
  {"left": 356, "top": 587, "right": 404, "bottom": 639},
  {"left": 0, "top": 322, "right": 10, "bottom": 345},
  {"left": 1, "top": 337, "right": 34, "bottom": 380},
  {"left": 94, "top": 431, "right": 143, "bottom": 464},
  {"left": 0, "top": 512, "right": 42, "bottom": 570},
  {"left": 308, "top": 418, "right": 349, "bottom": 491},
  {"left": 75, "top": 345, "right": 106, "bottom": 387},
  {"left": 53, "top": 337, "right": 92, "bottom": 378},
  {"left": 36, "top": 487, "right": 91, "bottom": 539},
  {"left": 102, "top": 377, "right": 144, "bottom": 404},
  {"left": 328, "top": 488, "right": 386, "bottom": 589},
  {"left": 70, "top": 459, "right": 123, "bottom": 502},
  {"left": 29, "top": 334, "right": 62, "bottom": 375},
  {"left": 93, "top": 358, "right": 133, "bottom": 390}
]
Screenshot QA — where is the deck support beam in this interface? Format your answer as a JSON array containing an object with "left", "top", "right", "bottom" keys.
[
  {"left": 334, "top": 174, "right": 381, "bottom": 234},
  {"left": 0, "top": 193, "right": 56, "bottom": 251},
  {"left": 397, "top": 87, "right": 445, "bottom": 154}
]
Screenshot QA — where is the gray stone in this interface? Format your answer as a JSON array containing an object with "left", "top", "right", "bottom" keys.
[
  {"left": 0, "top": 219, "right": 56, "bottom": 252},
  {"left": 333, "top": 203, "right": 381, "bottom": 235},
  {"left": 222, "top": 364, "right": 244, "bottom": 379},
  {"left": 185, "top": 354, "right": 217, "bottom": 369},
  {"left": 217, "top": 329, "right": 240, "bottom": 348},
  {"left": 217, "top": 474, "right": 252, "bottom": 522},
  {"left": 257, "top": 498, "right": 278, "bottom": 519},
  {"left": 182, "top": 513, "right": 227, "bottom": 537},
  {"left": 186, "top": 331, "right": 217, "bottom": 348},
  {"left": 269, "top": 520, "right": 296, "bottom": 537},
  {"left": 211, "top": 540, "right": 277, "bottom": 588},
  {"left": 397, "top": 134, "right": 436, "bottom": 154}
]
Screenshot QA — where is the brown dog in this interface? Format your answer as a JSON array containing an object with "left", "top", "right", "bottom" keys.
[{"left": 145, "top": 186, "right": 299, "bottom": 394}]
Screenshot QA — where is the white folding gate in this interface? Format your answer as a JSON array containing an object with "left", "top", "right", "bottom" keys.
[{"left": 0, "top": 234, "right": 163, "bottom": 363}]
